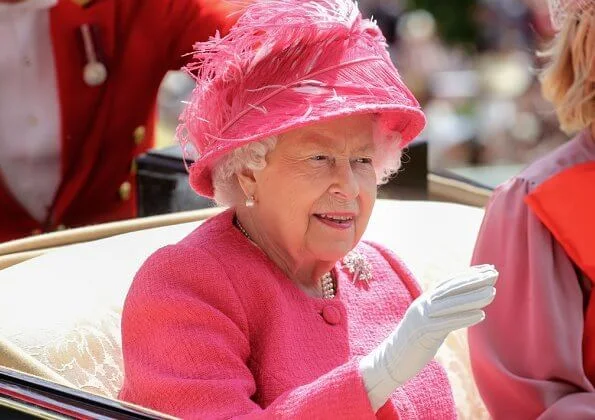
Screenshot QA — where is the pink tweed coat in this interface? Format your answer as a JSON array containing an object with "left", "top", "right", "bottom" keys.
[{"left": 119, "top": 209, "right": 456, "bottom": 419}]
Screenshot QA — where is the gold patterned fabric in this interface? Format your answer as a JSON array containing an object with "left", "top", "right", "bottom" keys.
[
  {"left": 0, "top": 222, "right": 197, "bottom": 397},
  {"left": 0, "top": 200, "right": 488, "bottom": 418}
]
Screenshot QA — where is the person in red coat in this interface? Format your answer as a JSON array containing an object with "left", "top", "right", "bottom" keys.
[{"left": 0, "top": 0, "right": 239, "bottom": 242}]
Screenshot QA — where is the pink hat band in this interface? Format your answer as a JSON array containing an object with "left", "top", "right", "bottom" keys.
[{"left": 178, "top": 0, "right": 426, "bottom": 198}]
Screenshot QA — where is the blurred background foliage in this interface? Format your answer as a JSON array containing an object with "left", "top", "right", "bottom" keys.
[{"left": 407, "top": 0, "right": 477, "bottom": 46}]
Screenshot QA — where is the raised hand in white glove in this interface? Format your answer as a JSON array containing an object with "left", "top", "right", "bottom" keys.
[{"left": 359, "top": 264, "right": 498, "bottom": 411}]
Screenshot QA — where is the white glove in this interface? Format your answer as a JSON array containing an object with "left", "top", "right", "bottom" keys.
[{"left": 359, "top": 264, "right": 498, "bottom": 411}]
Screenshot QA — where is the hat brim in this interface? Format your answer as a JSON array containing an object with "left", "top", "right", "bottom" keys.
[{"left": 189, "top": 104, "right": 426, "bottom": 198}]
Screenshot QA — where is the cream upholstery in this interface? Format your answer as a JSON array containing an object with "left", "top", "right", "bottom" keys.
[{"left": 0, "top": 200, "right": 488, "bottom": 418}]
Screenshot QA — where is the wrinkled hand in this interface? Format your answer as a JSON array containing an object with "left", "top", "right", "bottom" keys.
[{"left": 359, "top": 264, "right": 498, "bottom": 411}]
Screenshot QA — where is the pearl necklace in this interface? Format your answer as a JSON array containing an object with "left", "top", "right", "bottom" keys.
[{"left": 234, "top": 216, "right": 336, "bottom": 299}]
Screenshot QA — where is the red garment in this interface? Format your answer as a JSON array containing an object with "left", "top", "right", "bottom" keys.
[
  {"left": 526, "top": 161, "right": 595, "bottom": 384},
  {"left": 119, "top": 210, "right": 456, "bottom": 419},
  {"left": 0, "top": 0, "right": 237, "bottom": 242}
]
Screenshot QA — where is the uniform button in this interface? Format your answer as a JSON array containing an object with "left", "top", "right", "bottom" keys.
[
  {"left": 130, "top": 160, "right": 137, "bottom": 176},
  {"left": 119, "top": 181, "right": 132, "bottom": 201},
  {"left": 133, "top": 126, "right": 146, "bottom": 145},
  {"left": 31, "top": 228, "right": 42, "bottom": 236},
  {"left": 56, "top": 224, "right": 67, "bottom": 231},
  {"left": 321, "top": 305, "right": 341, "bottom": 325}
]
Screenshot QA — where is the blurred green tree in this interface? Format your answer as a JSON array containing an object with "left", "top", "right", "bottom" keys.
[{"left": 407, "top": 0, "right": 477, "bottom": 46}]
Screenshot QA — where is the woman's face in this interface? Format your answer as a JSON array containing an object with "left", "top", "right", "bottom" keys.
[{"left": 250, "top": 114, "right": 378, "bottom": 265}]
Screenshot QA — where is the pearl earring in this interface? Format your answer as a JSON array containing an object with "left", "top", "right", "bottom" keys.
[{"left": 245, "top": 195, "right": 256, "bottom": 207}]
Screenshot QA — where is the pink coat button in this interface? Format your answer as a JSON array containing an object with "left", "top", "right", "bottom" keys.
[{"left": 321, "top": 305, "right": 341, "bottom": 325}]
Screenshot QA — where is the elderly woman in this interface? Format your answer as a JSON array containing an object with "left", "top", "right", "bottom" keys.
[
  {"left": 119, "top": 0, "right": 497, "bottom": 418},
  {"left": 469, "top": 0, "right": 595, "bottom": 418}
]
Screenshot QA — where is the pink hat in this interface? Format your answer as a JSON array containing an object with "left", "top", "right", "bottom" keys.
[
  {"left": 548, "top": 0, "right": 594, "bottom": 30},
  {"left": 178, "top": 0, "right": 426, "bottom": 198}
]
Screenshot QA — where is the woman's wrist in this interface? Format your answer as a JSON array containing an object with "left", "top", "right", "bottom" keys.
[{"left": 358, "top": 348, "right": 399, "bottom": 412}]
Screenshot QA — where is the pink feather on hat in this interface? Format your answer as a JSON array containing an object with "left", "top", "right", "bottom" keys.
[
  {"left": 548, "top": 0, "right": 595, "bottom": 31},
  {"left": 178, "top": 0, "right": 426, "bottom": 198}
]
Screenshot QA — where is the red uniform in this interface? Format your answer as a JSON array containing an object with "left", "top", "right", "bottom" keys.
[{"left": 0, "top": 0, "right": 237, "bottom": 242}]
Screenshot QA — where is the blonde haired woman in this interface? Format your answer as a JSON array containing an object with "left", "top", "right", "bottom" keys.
[{"left": 469, "top": 0, "right": 595, "bottom": 418}]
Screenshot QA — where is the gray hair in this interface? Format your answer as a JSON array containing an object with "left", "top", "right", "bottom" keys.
[{"left": 211, "top": 122, "right": 404, "bottom": 206}]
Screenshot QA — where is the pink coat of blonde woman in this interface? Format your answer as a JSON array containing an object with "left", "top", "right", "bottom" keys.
[
  {"left": 119, "top": 0, "right": 498, "bottom": 418},
  {"left": 469, "top": 0, "right": 595, "bottom": 418}
]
